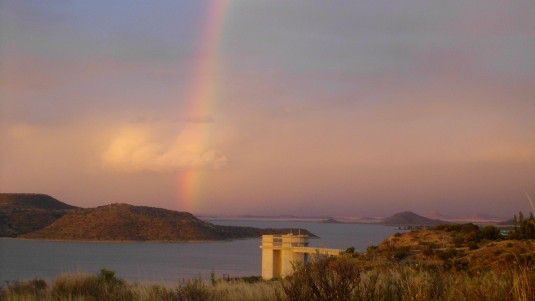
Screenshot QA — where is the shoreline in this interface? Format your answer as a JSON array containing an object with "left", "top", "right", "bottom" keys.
[{"left": 0, "top": 236, "right": 259, "bottom": 244}]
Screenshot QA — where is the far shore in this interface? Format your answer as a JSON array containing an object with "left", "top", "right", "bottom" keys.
[{"left": 0, "top": 236, "right": 265, "bottom": 244}]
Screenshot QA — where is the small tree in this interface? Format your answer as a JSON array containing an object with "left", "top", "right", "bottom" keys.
[{"left": 509, "top": 211, "right": 535, "bottom": 239}]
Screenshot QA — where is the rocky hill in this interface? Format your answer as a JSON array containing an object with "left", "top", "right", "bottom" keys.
[
  {"left": 382, "top": 211, "right": 446, "bottom": 226},
  {"left": 362, "top": 224, "right": 535, "bottom": 273},
  {"left": 2, "top": 199, "right": 314, "bottom": 241},
  {"left": 0, "top": 193, "right": 77, "bottom": 237},
  {"left": 0, "top": 193, "right": 76, "bottom": 210}
]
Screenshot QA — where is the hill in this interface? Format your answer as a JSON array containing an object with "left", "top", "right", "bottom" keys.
[
  {"left": 0, "top": 193, "right": 76, "bottom": 210},
  {"left": 382, "top": 211, "right": 446, "bottom": 226},
  {"left": 22, "top": 203, "right": 314, "bottom": 241},
  {"left": 361, "top": 224, "right": 535, "bottom": 273},
  {"left": 0, "top": 193, "right": 77, "bottom": 237}
]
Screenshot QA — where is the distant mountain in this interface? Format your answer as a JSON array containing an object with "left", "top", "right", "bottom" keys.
[
  {"left": 15, "top": 202, "right": 314, "bottom": 241},
  {"left": 321, "top": 218, "right": 342, "bottom": 224},
  {"left": 382, "top": 211, "right": 446, "bottom": 226},
  {"left": 0, "top": 193, "right": 76, "bottom": 210},
  {"left": 0, "top": 193, "right": 77, "bottom": 237}
]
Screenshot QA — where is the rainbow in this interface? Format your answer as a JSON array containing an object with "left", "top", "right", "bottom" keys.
[{"left": 179, "top": 0, "right": 230, "bottom": 213}]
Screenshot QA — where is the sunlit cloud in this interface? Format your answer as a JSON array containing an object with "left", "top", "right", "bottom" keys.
[{"left": 102, "top": 125, "right": 228, "bottom": 172}]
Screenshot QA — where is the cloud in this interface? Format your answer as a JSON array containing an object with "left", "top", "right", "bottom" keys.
[{"left": 102, "top": 125, "right": 228, "bottom": 172}]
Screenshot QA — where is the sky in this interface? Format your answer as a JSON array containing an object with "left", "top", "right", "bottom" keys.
[{"left": 1, "top": 0, "right": 534, "bottom": 217}]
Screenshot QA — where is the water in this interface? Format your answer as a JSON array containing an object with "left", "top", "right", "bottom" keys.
[{"left": 0, "top": 220, "right": 399, "bottom": 282}]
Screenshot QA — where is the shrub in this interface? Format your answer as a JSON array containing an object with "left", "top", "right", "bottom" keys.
[
  {"left": 177, "top": 279, "right": 213, "bottom": 301},
  {"left": 3, "top": 278, "right": 47, "bottom": 298},
  {"left": 453, "top": 233, "right": 465, "bottom": 247},
  {"left": 435, "top": 223, "right": 479, "bottom": 233},
  {"left": 392, "top": 247, "right": 411, "bottom": 261},
  {"left": 283, "top": 256, "right": 361, "bottom": 301},
  {"left": 437, "top": 248, "right": 458, "bottom": 261},
  {"left": 468, "top": 241, "right": 479, "bottom": 250},
  {"left": 281, "top": 258, "right": 535, "bottom": 301},
  {"left": 366, "top": 245, "right": 378, "bottom": 257},
  {"left": 480, "top": 225, "right": 501, "bottom": 240},
  {"left": 344, "top": 246, "right": 355, "bottom": 254},
  {"left": 50, "top": 269, "right": 133, "bottom": 300}
]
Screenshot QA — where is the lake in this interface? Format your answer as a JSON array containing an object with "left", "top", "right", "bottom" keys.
[{"left": 0, "top": 220, "right": 399, "bottom": 282}]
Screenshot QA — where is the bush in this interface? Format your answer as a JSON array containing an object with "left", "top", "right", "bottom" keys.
[
  {"left": 50, "top": 269, "right": 133, "bottom": 300},
  {"left": 480, "top": 225, "right": 501, "bottom": 240},
  {"left": 281, "top": 257, "right": 535, "bottom": 301},
  {"left": 437, "top": 248, "right": 458, "bottom": 261},
  {"left": 344, "top": 246, "right": 355, "bottom": 254},
  {"left": 366, "top": 245, "right": 377, "bottom": 253},
  {"left": 468, "top": 241, "right": 479, "bottom": 250},
  {"left": 453, "top": 233, "right": 465, "bottom": 247},
  {"left": 177, "top": 279, "right": 213, "bottom": 301},
  {"left": 3, "top": 278, "right": 47, "bottom": 298},
  {"left": 435, "top": 223, "right": 479, "bottom": 233},
  {"left": 393, "top": 247, "right": 411, "bottom": 261},
  {"left": 283, "top": 256, "right": 360, "bottom": 301}
]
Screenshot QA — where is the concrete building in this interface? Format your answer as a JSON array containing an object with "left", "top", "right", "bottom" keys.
[{"left": 260, "top": 234, "right": 342, "bottom": 280}]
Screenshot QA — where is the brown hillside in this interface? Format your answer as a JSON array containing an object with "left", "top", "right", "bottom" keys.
[
  {"left": 0, "top": 193, "right": 76, "bottom": 210},
  {"left": 23, "top": 203, "right": 315, "bottom": 241},
  {"left": 364, "top": 227, "right": 535, "bottom": 272},
  {"left": 0, "top": 193, "right": 76, "bottom": 237}
]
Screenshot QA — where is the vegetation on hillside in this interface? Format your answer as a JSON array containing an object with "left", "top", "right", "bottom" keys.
[
  {"left": 283, "top": 257, "right": 534, "bottom": 301},
  {"left": 0, "top": 194, "right": 315, "bottom": 241},
  {"left": 0, "top": 193, "right": 76, "bottom": 237},
  {"left": 359, "top": 223, "right": 534, "bottom": 272},
  {"left": 19, "top": 203, "right": 314, "bottom": 241}
]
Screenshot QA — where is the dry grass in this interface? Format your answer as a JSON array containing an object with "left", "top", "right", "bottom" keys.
[
  {"left": 0, "top": 270, "right": 283, "bottom": 301},
  {"left": 2, "top": 264, "right": 533, "bottom": 301},
  {"left": 283, "top": 258, "right": 535, "bottom": 301}
]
